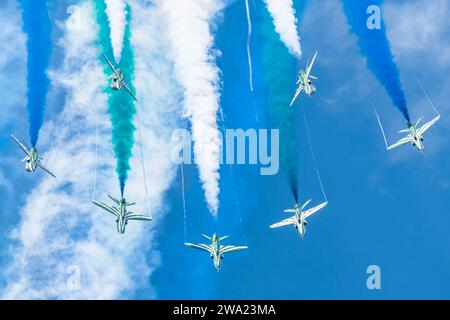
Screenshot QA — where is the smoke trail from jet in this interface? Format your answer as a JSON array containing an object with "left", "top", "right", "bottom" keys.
[
  {"left": 19, "top": 0, "right": 51, "bottom": 147},
  {"left": 263, "top": 0, "right": 302, "bottom": 59},
  {"left": 104, "top": 0, "right": 127, "bottom": 63},
  {"left": 245, "top": 0, "right": 254, "bottom": 92},
  {"left": 261, "top": 7, "right": 299, "bottom": 202},
  {"left": 157, "top": 0, "right": 224, "bottom": 216},
  {"left": 342, "top": 0, "right": 410, "bottom": 122},
  {"left": 94, "top": 0, "right": 136, "bottom": 196}
]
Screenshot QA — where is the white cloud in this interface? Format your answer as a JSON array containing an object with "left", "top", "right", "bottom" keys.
[
  {"left": 263, "top": 0, "right": 302, "bottom": 59},
  {"left": 384, "top": 0, "right": 450, "bottom": 63},
  {"left": 157, "top": 0, "right": 223, "bottom": 216},
  {"left": 2, "top": 1, "right": 178, "bottom": 299},
  {"left": 104, "top": 0, "right": 127, "bottom": 63}
]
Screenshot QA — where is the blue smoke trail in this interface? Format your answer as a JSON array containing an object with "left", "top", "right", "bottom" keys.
[
  {"left": 94, "top": 1, "right": 136, "bottom": 196},
  {"left": 20, "top": 0, "right": 51, "bottom": 147},
  {"left": 342, "top": 0, "right": 410, "bottom": 122},
  {"left": 261, "top": 7, "right": 299, "bottom": 202}
]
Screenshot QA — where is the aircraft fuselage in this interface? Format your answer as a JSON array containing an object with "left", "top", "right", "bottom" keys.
[
  {"left": 110, "top": 69, "right": 124, "bottom": 91},
  {"left": 407, "top": 124, "right": 425, "bottom": 152},
  {"left": 293, "top": 207, "right": 307, "bottom": 237},
  {"left": 25, "top": 148, "right": 39, "bottom": 172},
  {"left": 210, "top": 235, "right": 222, "bottom": 270},
  {"left": 116, "top": 199, "right": 128, "bottom": 234},
  {"left": 300, "top": 72, "right": 316, "bottom": 96}
]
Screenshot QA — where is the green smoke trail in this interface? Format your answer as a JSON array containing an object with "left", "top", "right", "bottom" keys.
[
  {"left": 93, "top": 0, "right": 136, "bottom": 196},
  {"left": 260, "top": 7, "right": 299, "bottom": 202}
]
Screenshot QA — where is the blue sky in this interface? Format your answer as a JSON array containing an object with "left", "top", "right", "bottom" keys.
[{"left": 1, "top": 0, "right": 450, "bottom": 299}]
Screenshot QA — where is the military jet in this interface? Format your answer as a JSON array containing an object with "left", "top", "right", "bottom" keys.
[
  {"left": 387, "top": 115, "right": 440, "bottom": 152},
  {"left": 270, "top": 200, "right": 327, "bottom": 238},
  {"left": 290, "top": 51, "right": 318, "bottom": 107},
  {"left": 185, "top": 234, "right": 248, "bottom": 270},
  {"left": 101, "top": 52, "right": 138, "bottom": 102},
  {"left": 11, "top": 135, "right": 55, "bottom": 178},
  {"left": 93, "top": 194, "right": 152, "bottom": 234}
]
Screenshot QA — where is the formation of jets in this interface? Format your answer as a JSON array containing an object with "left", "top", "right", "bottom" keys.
[
  {"left": 92, "top": 194, "right": 152, "bottom": 234},
  {"left": 290, "top": 51, "right": 318, "bottom": 107},
  {"left": 387, "top": 115, "right": 441, "bottom": 152},
  {"left": 102, "top": 53, "right": 138, "bottom": 102},
  {"left": 185, "top": 234, "right": 248, "bottom": 270},
  {"left": 10, "top": 135, "right": 55, "bottom": 178},
  {"left": 270, "top": 200, "right": 328, "bottom": 238},
  {"left": 8, "top": 45, "right": 443, "bottom": 270}
]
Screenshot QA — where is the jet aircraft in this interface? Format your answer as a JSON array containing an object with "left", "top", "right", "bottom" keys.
[
  {"left": 102, "top": 52, "right": 138, "bottom": 102},
  {"left": 387, "top": 115, "right": 440, "bottom": 152},
  {"left": 270, "top": 199, "right": 327, "bottom": 238},
  {"left": 290, "top": 51, "right": 318, "bottom": 107},
  {"left": 11, "top": 135, "right": 55, "bottom": 178},
  {"left": 185, "top": 234, "right": 248, "bottom": 270},
  {"left": 93, "top": 194, "right": 152, "bottom": 234}
]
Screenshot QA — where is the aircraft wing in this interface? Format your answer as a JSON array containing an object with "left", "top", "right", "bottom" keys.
[
  {"left": 93, "top": 200, "right": 119, "bottom": 218},
  {"left": 290, "top": 86, "right": 304, "bottom": 107},
  {"left": 270, "top": 217, "right": 297, "bottom": 229},
  {"left": 101, "top": 52, "right": 121, "bottom": 79},
  {"left": 11, "top": 135, "right": 30, "bottom": 156},
  {"left": 220, "top": 245, "right": 248, "bottom": 255},
  {"left": 37, "top": 163, "right": 56, "bottom": 178},
  {"left": 387, "top": 135, "right": 415, "bottom": 150},
  {"left": 303, "top": 201, "right": 328, "bottom": 219},
  {"left": 121, "top": 81, "right": 138, "bottom": 102},
  {"left": 127, "top": 214, "right": 152, "bottom": 221},
  {"left": 305, "top": 52, "right": 318, "bottom": 78},
  {"left": 185, "top": 243, "right": 213, "bottom": 254},
  {"left": 418, "top": 115, "right": 440, "bottom": 136},
  {"left": 284, "top": 209, "right": 296, "bottom": 213}
]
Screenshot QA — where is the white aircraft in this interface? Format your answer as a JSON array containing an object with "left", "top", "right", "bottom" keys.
[
  {"left": 11, "top": 135, "right": 55, "bottom": 178},
  {"left": 93, "top": 194, "right": 152, "bottom": 234},
  {"left": 387, "top": 115, "right": 440, "bottom": 152},
  {"left": 270, "top": 200, "right": 327, "bottom": 238},
  {"left": 185, "top": 234, "right": 248, "bottom": 270},
  {"left": 102, "top": 52, "right": 138, "bottom": 102},
  {"left": 290, "top": 51, "right": 318, "bottom": 107}
]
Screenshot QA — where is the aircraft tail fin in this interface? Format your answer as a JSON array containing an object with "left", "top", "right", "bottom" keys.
[
  {"left": 415, "top": 117, "right": 423, "bottom": 128},
  {"left": 201, "top": 234, "right": 213, "bottom": 241},
  {"left": 108, "top": 194, "right": 120, "bottom": 205},
  {"left": 301, "top": 199, "right": 312, "bottom": 210}
]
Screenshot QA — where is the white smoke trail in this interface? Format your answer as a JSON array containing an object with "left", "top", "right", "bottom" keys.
[
  {"left": 374, "top": 107, "right": 389, "bottom": 149},
  {"left": 2, "top": 1, "right": 179, "bottom": 299},
  {"left": 104, "top": 0, "right": 127, "bottom": 63},
  {"left": 245, "top": 0, "right": 253, "bottom": 92},
  {"left": 157, "top": 0, "right": 224, "bottom": 216},
  {"left": 263, "top": 0, "right": 302, "bottom": 59}
]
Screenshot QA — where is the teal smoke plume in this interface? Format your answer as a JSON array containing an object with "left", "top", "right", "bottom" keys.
[
  {"left": 94, "top": 0, "right": 136, "bottom": 196},
  {"left": 261, "top": 7, "right": 299, "bottom": 202}
]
